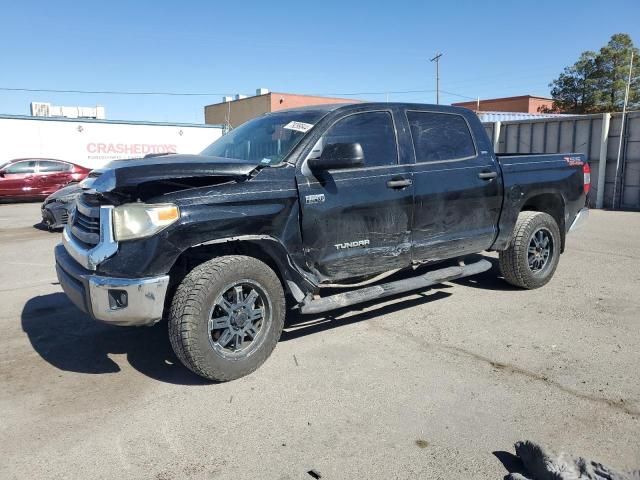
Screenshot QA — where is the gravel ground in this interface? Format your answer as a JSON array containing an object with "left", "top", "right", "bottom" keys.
[{"left": 0, "top": 203, "right": 638, "bottom": 479}]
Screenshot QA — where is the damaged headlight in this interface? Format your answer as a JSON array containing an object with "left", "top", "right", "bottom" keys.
[{"left": 113, "top": 203, "right": 180, "bottom": 241}]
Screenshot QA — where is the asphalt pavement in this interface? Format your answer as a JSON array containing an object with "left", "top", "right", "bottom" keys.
[{"left": 0, "top": 202, "right": 638, "bottom": 479}]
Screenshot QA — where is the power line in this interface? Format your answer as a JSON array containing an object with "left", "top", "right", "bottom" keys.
[
  {"left": 0, "top": 86, "right": 451, "bottom": 98},
  {"left": 0, "top": 85, "right": 482, "bottom": 103},
  {"left": 0, "top": 87, "right": 232, "bottom": 96},
  {"left": 440, "top": 90, "right": 476, "bottom": 100}
]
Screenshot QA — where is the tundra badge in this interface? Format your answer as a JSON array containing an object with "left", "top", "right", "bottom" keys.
[
  {"left": 305, "top": 194, "right": 325, "bottom": 205},
  {"left": 335, "top": 240, "right": 370, "bottom": 250}
]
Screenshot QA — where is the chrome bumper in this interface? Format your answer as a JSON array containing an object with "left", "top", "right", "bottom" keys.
[
  {"left": 569, "top": 207, "right": 589, "bottom": 232},
  {"left": 55, "top": 244, "right": 169, "bottom": 326},
  {"left": 62, "top": 205, "right": 118, "bottom": 271}
]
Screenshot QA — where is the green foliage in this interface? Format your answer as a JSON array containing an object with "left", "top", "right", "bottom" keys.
[{"left": 545, "top": 33, "right": 639, "bottom": 113}]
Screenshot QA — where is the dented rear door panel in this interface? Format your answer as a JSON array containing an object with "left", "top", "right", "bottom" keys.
[
  {"left": 410, "top": 153, "right": 503, "bottom": 260},
  {"left": 401, "top": 108, "right": 503, "bottom": 262}
]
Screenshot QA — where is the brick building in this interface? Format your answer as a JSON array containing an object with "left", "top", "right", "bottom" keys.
[
  {"left": 205, "top": 90, "right": 358, "bottom": 127},
  {"left": 452, "top": 95, "right": 555, "bottom": 114}
]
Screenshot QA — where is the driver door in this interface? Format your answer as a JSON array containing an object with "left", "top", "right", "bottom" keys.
[{"left": 296, "top": 110, "right": 414, "bottom": 282}]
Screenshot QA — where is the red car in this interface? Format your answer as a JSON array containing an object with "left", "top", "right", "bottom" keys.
[{"left": 0, "top": 158, "right": 90, "bottom": 200}]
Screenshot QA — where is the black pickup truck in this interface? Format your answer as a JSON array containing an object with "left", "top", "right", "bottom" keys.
[{"left": 54, "top": 103, "right": 589, "bottom": 381}]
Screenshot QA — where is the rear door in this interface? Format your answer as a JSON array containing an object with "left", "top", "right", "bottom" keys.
[
  {"left": 296, "top": 109, "right": 414, "bottom": 282},
  {"left": 37, "top": 160, "right": 73, "bottom": 195},
  {"left": 0, "top": 160, "right": 38, "bottom": 198},
  {"left": 404, "top": 110, "right": 502, "bottom": 261}
]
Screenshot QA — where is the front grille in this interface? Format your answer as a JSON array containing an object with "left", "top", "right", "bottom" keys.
[
  {"left": 60, "top": 211, "right": 69, "bottom": 224},
  {"left": 75, "top": 210, "right": 100, "bottom": 232},
  {"left": 70, "top": 201, "right": 101, "bottom": 247}
]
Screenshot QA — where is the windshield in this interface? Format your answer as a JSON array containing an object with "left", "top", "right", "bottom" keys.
[{"left": 200, "top": 110, "right": 326, "bottom": 165}]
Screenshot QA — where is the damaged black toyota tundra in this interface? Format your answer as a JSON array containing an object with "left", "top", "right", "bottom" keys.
[{"left": 55, "top": 103, "right": 590, "bottom": 381}]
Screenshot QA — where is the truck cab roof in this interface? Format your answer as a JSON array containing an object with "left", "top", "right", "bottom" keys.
[{"left": 275, "top": 102, "right": 474, "bottom": 115}]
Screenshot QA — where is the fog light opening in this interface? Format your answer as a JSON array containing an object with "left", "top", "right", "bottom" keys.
[{"left": 108, "top": 289, "right": 128, "bottom": 310}]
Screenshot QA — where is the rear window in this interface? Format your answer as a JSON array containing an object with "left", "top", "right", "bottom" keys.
[{"left": 406, "top": 111, "right": 476, "bottom": 162}]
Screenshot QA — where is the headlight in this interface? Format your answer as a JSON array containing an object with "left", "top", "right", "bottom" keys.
[{"left": 113, "top": 203, "right": 180, "bottom": 241}]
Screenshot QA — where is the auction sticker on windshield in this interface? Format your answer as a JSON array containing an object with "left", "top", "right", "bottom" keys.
[{"left": 283, "top": 121, "right": 314, "bottom": 133}]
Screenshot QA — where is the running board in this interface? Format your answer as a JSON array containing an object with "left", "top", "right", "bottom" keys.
[{"left": 300, "top": 259, "right": 492, "bottom": 315}]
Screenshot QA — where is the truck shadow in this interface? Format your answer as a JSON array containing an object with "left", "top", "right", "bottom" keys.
[
  {"left": 451, "top": 255, "right": 521, "bottom": 292},
  {"left": 282, "top": 290, "right": 452, "bottom": 341},
  {"left": 21, "top": 255, "right": 512, "bottom": 384},
  {"left": 21, "top": 293, "right": 210, "bottom": 386}
]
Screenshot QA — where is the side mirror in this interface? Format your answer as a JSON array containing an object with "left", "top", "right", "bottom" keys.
[
  {"left": 0, "top": 170, "right": 5, "bottom": 178},
  {"left": 308, "top": 142, "right": 364, "bottom": 170}
]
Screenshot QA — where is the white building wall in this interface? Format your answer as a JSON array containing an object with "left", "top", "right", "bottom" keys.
[{"left": 0, "top": 116, "right": 223, "bottom": 169}]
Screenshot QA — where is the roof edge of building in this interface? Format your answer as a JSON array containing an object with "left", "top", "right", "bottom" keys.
[
  {"left": 205, "top": 92, "right": 362, "bottom": 108},
  {"left": 0, "top": 113, "right": 223, "bottom": 128},
  {"left": 452, "top": 94, "right": 553, "bottom": 106}
]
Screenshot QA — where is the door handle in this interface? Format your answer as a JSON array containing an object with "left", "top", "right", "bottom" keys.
[
  {"left": 386, "top": 178, "right": 412, "bottom": 189},
  {"left": 478, "top": 171, "right": 498, "bottom": 180}
]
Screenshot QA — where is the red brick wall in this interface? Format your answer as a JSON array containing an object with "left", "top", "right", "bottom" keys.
[
  {"left": 453, "top": 96, "right": 554, "bottom": 113},
  {"left": 527, "top": 97, "right": 554, "bottom": 113}
]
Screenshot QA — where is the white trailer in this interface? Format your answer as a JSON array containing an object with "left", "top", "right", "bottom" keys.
[{"left": 0, "top": 114, "right": 224, "bottom": 169}]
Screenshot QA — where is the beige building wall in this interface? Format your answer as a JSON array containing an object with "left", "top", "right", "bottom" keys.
[
  {"left": 204, "top": 94, "right": 271, "bottom": 127},
  {"left": 269, "top": 93, "right": 354, "bottom": 113},
  {"left": 204, "top": 93, "right": 358, "bottom": 128}
]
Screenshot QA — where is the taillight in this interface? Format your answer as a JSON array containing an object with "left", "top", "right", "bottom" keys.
[{"left": 583, "top": 163, "right": 591, "bottom": 194}]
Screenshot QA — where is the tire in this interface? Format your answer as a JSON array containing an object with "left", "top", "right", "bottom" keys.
[
  {"left": 168, "top": 255, "right": 285, "bottom": 381},
  {"left": 498, "top": 211, "right": 561, "bottom": 289}
]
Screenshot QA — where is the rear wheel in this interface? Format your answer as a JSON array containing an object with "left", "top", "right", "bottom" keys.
[
  {"left": 169, "top": 255, "right": 285, "bottom": 381},
  {"left": 498, "top": 211, "right": 561, "bottom": 289}
]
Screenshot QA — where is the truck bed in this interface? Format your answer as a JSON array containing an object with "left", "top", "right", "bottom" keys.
[{"left": 491, "top": 152, "right": 588, "bottom": 251}]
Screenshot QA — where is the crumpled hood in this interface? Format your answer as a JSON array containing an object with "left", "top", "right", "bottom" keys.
[{"left": 89, "top": 154, "right": 259, "bottom": 193}]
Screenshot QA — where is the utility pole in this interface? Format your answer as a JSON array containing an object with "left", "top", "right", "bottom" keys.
[
  {"left": 430, "top": 53, "right": 443, "bottom": 104},
  {"left": 612, "top": 50, "right": 634, "bottom": 210}
]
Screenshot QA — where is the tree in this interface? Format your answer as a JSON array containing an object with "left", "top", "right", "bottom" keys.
[
  {"left": 596, "top": 33, "right": 640, "bottom": 111},
  {"left": 546, "top": 33, "right": 639, "bottom": 113},
  {"left": 544, "top": 51, "right": 600, "bottom": 113}
]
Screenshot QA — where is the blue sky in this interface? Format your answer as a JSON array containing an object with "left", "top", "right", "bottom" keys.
[{"left": 1, "top": 0, "right": 638, "bottom": 123}]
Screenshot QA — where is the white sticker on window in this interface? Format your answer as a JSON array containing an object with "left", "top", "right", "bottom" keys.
[{"left": 283, "top": 121, "right": 314, "bottom": 133}]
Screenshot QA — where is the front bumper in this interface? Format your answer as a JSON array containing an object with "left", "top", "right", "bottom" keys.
[
  {"left": 569, "top": 207, "right": 589, "bottom": 232},
  {"left": 41, "top": 202, "right": 70, "bottom": 229},
  {"left": 55, "top": 244, "right": 170, "bottom": 326}
]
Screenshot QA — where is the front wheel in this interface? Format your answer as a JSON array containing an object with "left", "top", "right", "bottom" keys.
[
  {"left": 168, "top": 255, "right": 285, "bottom": 381},
  {"left": 498, "top": 211, "right": 561, "bottom": 289}
]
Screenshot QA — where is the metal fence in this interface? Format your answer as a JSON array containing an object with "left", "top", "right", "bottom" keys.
[{"left": 483, "top": 111, "right": 640, "bottom": 210}]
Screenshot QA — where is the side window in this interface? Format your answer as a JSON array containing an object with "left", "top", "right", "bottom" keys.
[
  {"left": 406, "top": 111, "right": 476, "bottom": 162},
  {"left": 323, "top": 111, "right": 398, "bottom": 167},
  {"left": 5, "top": 161, "right": 37, "bottom": 174},
  {"left": 39, "top": 161, "right": 70, "bottom": 172}
]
